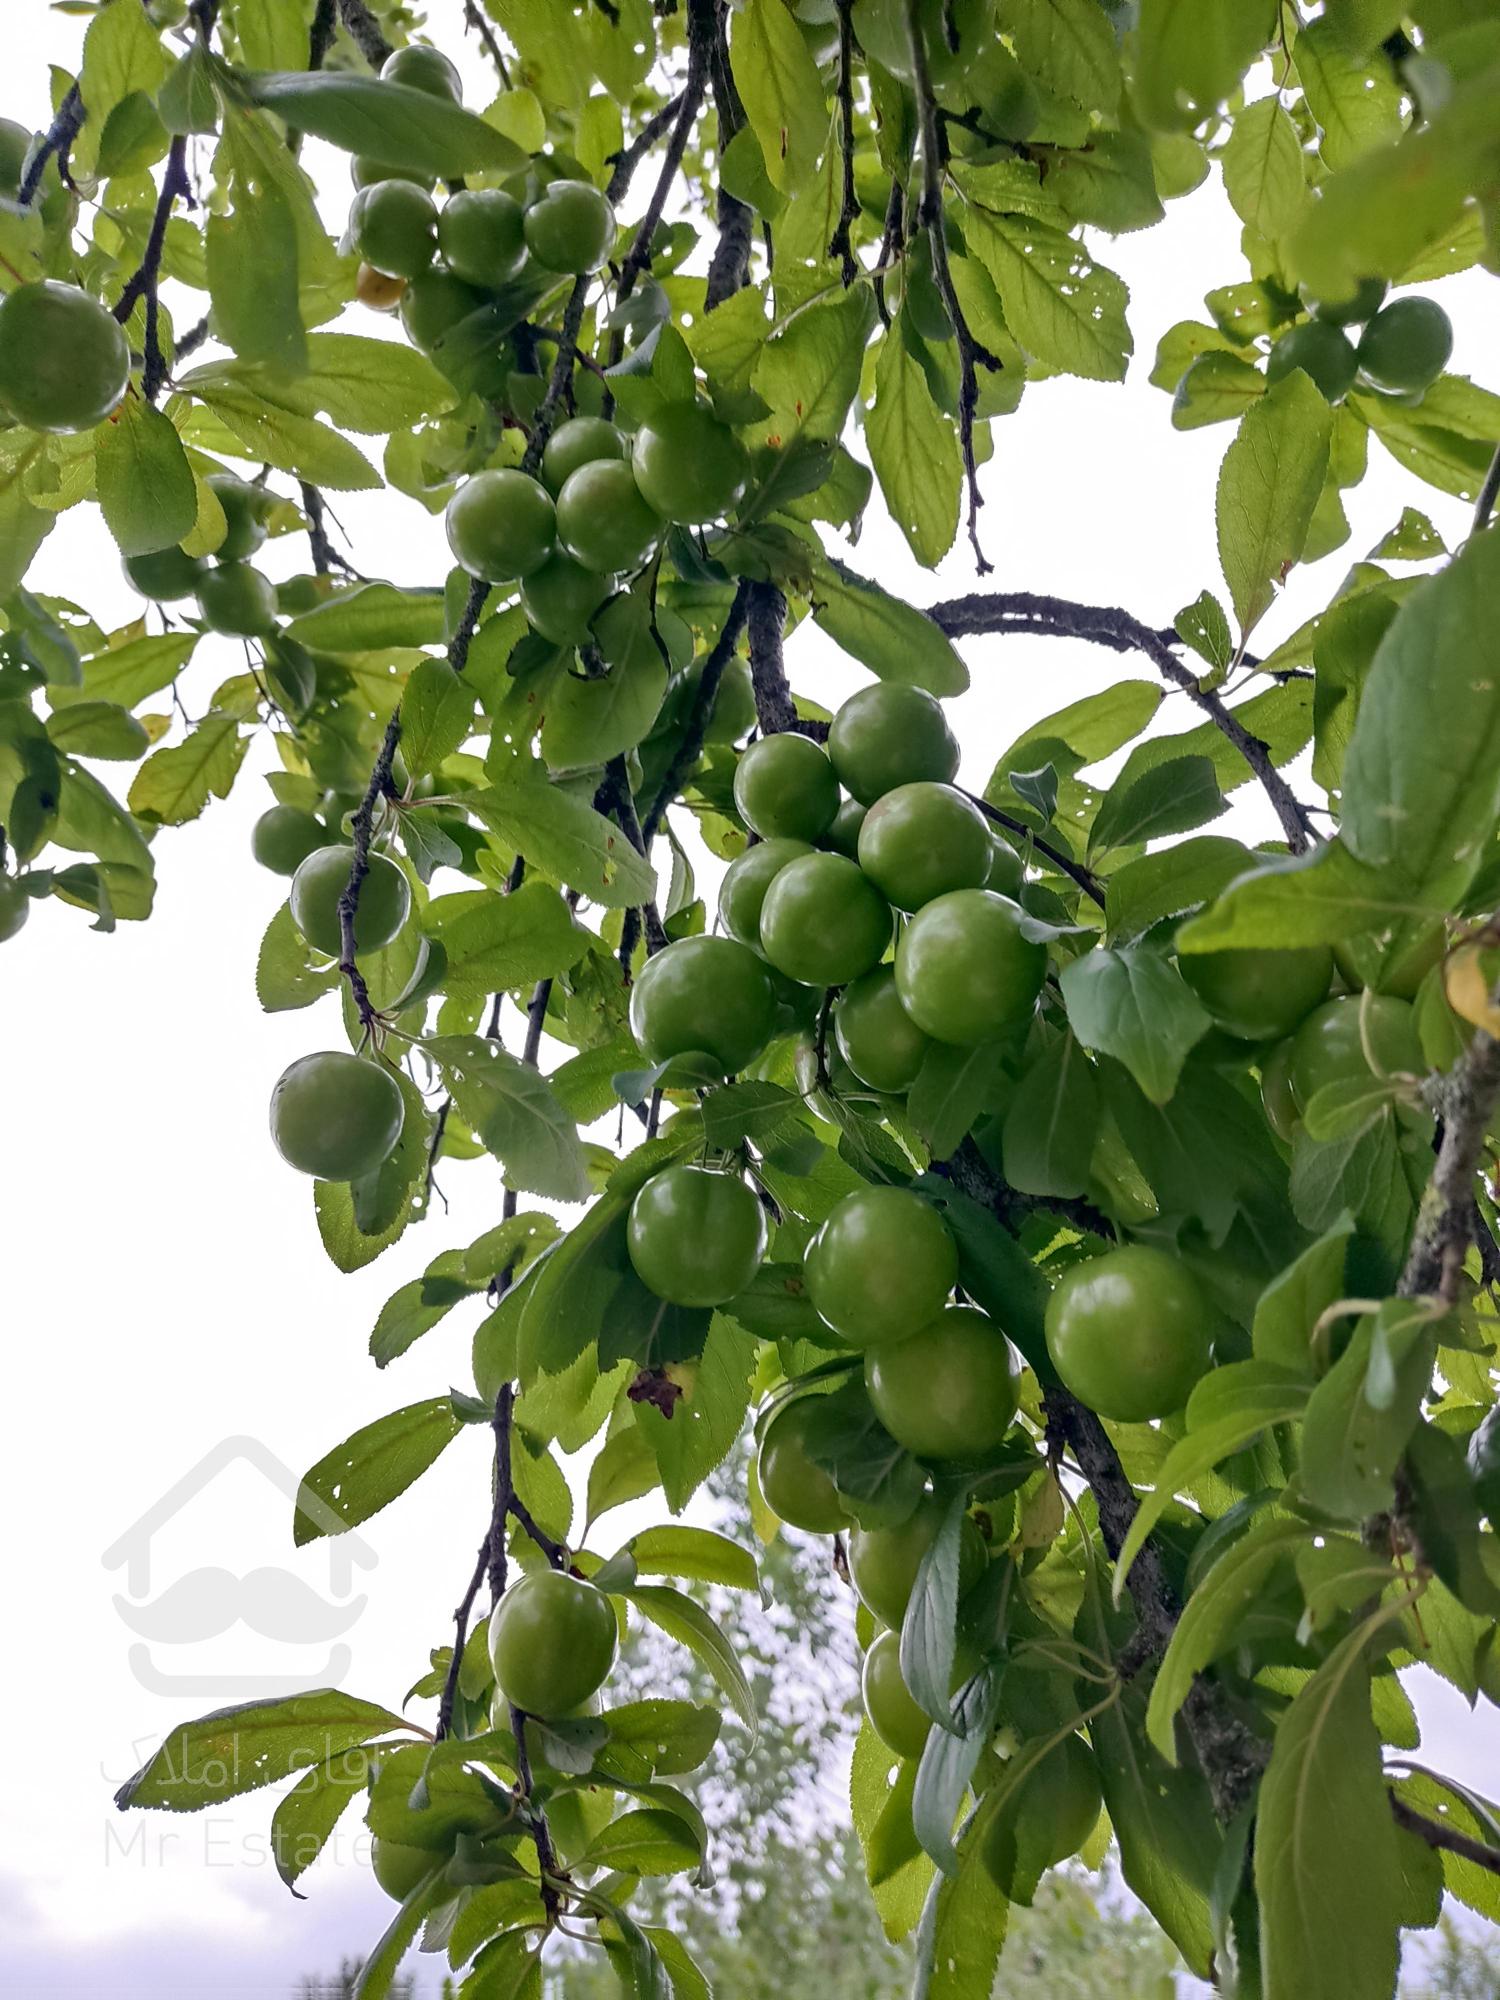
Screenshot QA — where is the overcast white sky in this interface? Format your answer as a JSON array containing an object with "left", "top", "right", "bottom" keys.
[{"left": 3, "top": 6, "right": 1497, "bottom": 1994}]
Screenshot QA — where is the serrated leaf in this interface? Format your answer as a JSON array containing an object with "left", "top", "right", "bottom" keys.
[
  {"left": 1089, "top": 752, "right": 1227, "bottom": 854},
  {"left": 127, "top": 711, "right": 245, "bottom": 825},
  {"left": 399, "top": 659, "right": 473, "bottom": 777},
  {"left": 423, "top": 883, "right": 586, "bottom": 996},
  {"left": 427, "top": 1033, "right": 589, "bottom": 1202},
  {"left": 1001, "top": 1032, "right": 1099, "bottom": 1198},
  {"left": 284, "top": 583, "right": 447, "bottom": 652},
  {"left": 1298, "top": 1302, "right": 1435, "bottom": 1520},
  {"left": 866, "top": 332, "right": 960, "bottom": 569},
  {"left": 293, "top": 1399, "right": 463, "bottom": 1546},
  {"left": 271, "top": 1756, "right": 367, "bottom": 1894},
  {"left": 244, "top": 70, "right": 528, "bottom": 178},
  {"left": 95, "top": 396, "right": 197, "bottom": 558},
  {"left": 1216, "top": 371, "right": 1332, "bottom": 640},
  {"left": 621, "top": 1584, "right": 756, "bottom": 1734},
  {"left": 1134, "top": 0, "right": 1276, "bottom": 132},
  {"left": 470, "top": 776, "right": 656, "bottom": 909},
  {"left": 964, "top": 209, "right": 1131, "bottom": 381},
  {"left": 812, "top": 558, "right": 969, "bottom": 695},
  {"left": 728, "top": 0, "right": 828, "bottom": 195},
  {"left": 1221, "top": 96, "right": 1305, "bottom": 241},
  {"left": 115, "top": 1691, "right": 411, "bottom": 1810},
  {"left": 1059, "top": 945, "right": 1211, "bottom": 1103}
]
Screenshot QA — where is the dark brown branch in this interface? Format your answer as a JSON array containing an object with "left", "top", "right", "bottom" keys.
[
  {"left": 608, "top": 11, "right": 711, "bottom": 332},
  {"left": 827, "top": 0, "right": 860, "bottom": 285},
  {"left": 337, "top": 712, "right": 402, "bottom": 1035},
  {"left": 18, "top": 84, "right": 83, "bottom": 207},
  {"left": 641, "top": 580, "right": 752, "bottom": 845},
  {"left": 336, "top": 0, "right": 393, "bottom": 67},
  {"left": 928, "top": 589, "right": 1319, "bottom": 853},
  {"left": 113, "top": 134, "right": 192, "bottom": 402},
  {"left": 605, "top": 94, "right": 687, "bottom": 205},
  {"left": 1389, "top": 1793, "right": 1500, "bottom": 1878},
  {"left": 298, "top": 482, "right": 360, "bottom": 577},
  {"left": 598, "top": 757, "right": 668, "bottom": 966},
  {"left": 463, "top": 0, "right": 512, "bottom": 85},
  {"left": 962, "top": 788, "right": 1107, "bottom": 911},
  {"left": 448, "top": 575, "right": 492, "bottom": 674},
  {"left": 904, "top": 0, "right": 999, "bottom": 574},
  {"left": 520, "top": 274, "right": 591, "bottom": 476},
  {"left": 745, "top": 582, "right": 800, "bottom": 735},
  {"left": 703, "top": 0, "right": 753, "bottom": 309},
  {"left": 174, "top": 314, "right": 209, "bottom": 364},
  {"left": 308, "top": 0, "right": 337, "bottom": 69},
  {"left": 435, "top": 1535, "right": 490, "bottom": 1741}
]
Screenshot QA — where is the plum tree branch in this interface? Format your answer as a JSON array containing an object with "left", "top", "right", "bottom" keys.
[
  {"left": 745, "top": 582, "right": 801, "bottom": 736},
  {"left": 641, "top": 578, "right": 752, "bottom": 846},
  {"left": 962, "top": 787, "right": 1106, "bottom": 910},
  {"left": 904, "top": 0, "right": 1000, "bottom": 574},
  {"left": 828, "top": 0, "right": 860, "bottom": 286},
  {"left": 1472, "top": 445, "right": 1500, "bottom": 537},
  {"left": 927, "top": 589, "right": 1320, "bottom": 853},
  {"left": 703, "top": 0, "right": 754, "bottom": 309},
  {"left": 1389, "top": 1792, "right": 1500, "bottom": 1878},
  {"left": 336, "top": 711, "right": 401, "bottom": 1037},
  {"left": 462, "top": 0, "right": 512, "bottom": 86},
  {"left": 112, "top": 134, "right": 192, "bottom": 401},
  {"left": 17, "top": 83, "right": 83, "bottom": 206},
  {"left": 336, "top": 0, "right": 393, "bottom": 68},
  {"left": 609, "top": 7, "right": 711, "bottom": 327},
  {"left": 1400, "top": 1024, "right": 1500, "bottom": 1304},
  {"left": 435, "top": 1535, "right": 491, "bottom": 1741}
]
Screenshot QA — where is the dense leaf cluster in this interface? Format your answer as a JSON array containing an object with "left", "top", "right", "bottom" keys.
[{"left": 6, "top": 2, "right": 1500, "bottom": 1997}]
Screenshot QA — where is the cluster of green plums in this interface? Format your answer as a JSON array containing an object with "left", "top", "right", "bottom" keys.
[
  {"left": 1265, "top": 281, "right": 1453, "bottom": 405},
  {"left": 122, "top": 472, "right": 286, "bottom": 634}
]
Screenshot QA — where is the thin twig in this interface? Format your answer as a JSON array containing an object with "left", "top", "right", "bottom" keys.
[
  {"left": 113, "top": 134, "right": 192, "bottom": 402},
  {"left": 928, "top": 589, "right": 1319, "bottom": 853},
  {"left": 606, "top": 13, "right": 711, "bottom": 356},
  {"left": 463, "top": 0, "right": 512, "bottom": 85},
  {"left": 828, "top": 0, "right": 860, "bottom": 285},
  {"left": 1472, "top": 445, "right": 1500, "bottom": 537},
  {"left": 962, "top": 788, "right": 1106, "bottom": 910},
  {"left": 605, "top": 94, "right": 687, "bottom": 205},
  {"left": 17, "top": 84, "right": 83, "bottom": 208},
  {"left": 435, "top": 1536, "right": 491, "bottom": 1741},
  {"left": 298, "top": 482, "right": 360, "bottom": 577},
  {"left": 520, "top": 275, "right": 591, "bottom": 476},
  {"left": 336, "top": 713, "right": 402, "bottom": 1036},
  {"left": 904, "top": 0, "right": 999, "bottom": 573},
  {"left": 1390, "top": 1793, "right": 1500, "bottom": 1878},
  {"left": 641, "top": 579, "right": 751, "bottom": 845}
]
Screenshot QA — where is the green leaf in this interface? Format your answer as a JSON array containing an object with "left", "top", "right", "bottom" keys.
[
  {"left": 866, "top": 332, "right": 960, "bottom": 569},
  {"left": 244, "top": 70, "right": 528, "bottom": 178},
  {"left": 52, "top": 630, "right": 196, "bottom": 711},
  {"left": 910, "top": 1791, "right": 1010, "bottom": 1998},
  {"left": 1059, "top": 945, "right": 1211, "bottom": 1104},
  {"left": 900, "top": 1492, "right": 967, "bottom": 1729},
  {"left": 811, "top": 558, "right": 969, "bottom": 695},
  {"left": 907, "top": 1039, "right": 1008, "bottom": 1160},
  {"left": 1294, "top": 15, "right": 1402, "bottom": 170},
  {"left": 1001, "top": 1032, "right": 1100, "bottom": 1199},
  {"left": 127, "top": 712, "right": 245, "bottom": 825},
  {"left": 207, "top": 116, "right": 306, "bottom": 375},
  {"left": 427, "top": 1033, "right": 590, "bottom": 1202},
  {"left": 1134, "top": 0, "right": 1276, "bottom": 131},
  {"left": 541, "top": 652, "right": 667, "bottom": 772},
  {"left": 632, "top": 1314, "right": 758, "bottom": 1512},
  {"left": 911, "top": 1668, "right": 1005, "bottom": 1877},
  {"left": 753, "top": 289, "right": 875, "bottom": 447},
  {"left": 1104, "top": 835, "right": 1251, "bottom": 944},
  {"left": 964, "top": 209, "right": 1131, "bottom": 381},
  {"left": 1252, "top": 1218, "right": 1353, "bottom": 1371},
  {"left": 95, "top": 396, "right": 197, "bottom": 558},
  {"left": 580, "top": 1807, "right": 702, "bottom": 1879},
  {"left": 399, "top": 659, "right": 474, "bottom": 777},
  {"left": 115, "top": 1691, "right": 411, "bottom": 1810},
  {"left": 916, "top": 1179, "right": 1053, "bottom": 1380},
  {"left": 236, "top": 333, "right": 457, "bottom": 434},
  {"left": 423, "top": 883, "right": 586, "bottom": 996},
  {"left": 1113, "top": 1362, "right": 1312, "bottom": 1603},
  {"left": 1216, "top": 370, "right": 1332, "bottom": 640},
  {"left": 45, "top": 701, "right": 149, "bottom": 761},
  {"left": 1175, "top": 839, "right": 1434, "bottom": 954},
  {"left": 1340, "top": 527, "right": 1500, "bottom": 907},
  {"left": 1254, "top": 1629, "right": 1403, "bottom": 2000},
  {"left": 728, "top": 0, "right": 829, "bottom": 195},
  {"left": 1220, "top": 96, "right": 1305, "bottom": 242},
  {"left": 271, "top": 1756, "right": 366, "bottom": 1893},
  {"left": 0, "top": 478, "right": 52, "bottom": 599},
  {"left": 77, "top": 0, "right": 171, "bottom": 174},
  {"left": 314, "top": 1069, "right": 430, "bottom": 1273},
  {"left": 293, "top": 1399, "right": 463, "bottom": 1546},
  {"left": 1089, "top": 752, "right": 1226, "bottom": 854},
  {"left": 255, "top": 901, "right": 340, "bottom": 1013},
  {"left": 625, "top": 1524, "right": 758, "bottom": 1592},
  {"left": 621, "top": 1584, "right": 757, "bottom": 1735},
  {"left": 1298, "top": 1301, "right": 1435, "bottom": 1520},
  {"left": 470, "top": 776, "right": 656, "bottom": 909},
  {"left": 284, "top": 583, "right": 447, "bottom": 652},
  {"left": 192, "top": 383, "right": 381, "bottom": 491},
  {"left": 1000, "top": 0, "right": 1121, "bottom": 109},
  {"left": 1149, "top": 1518, "right": 1315, "bottom": 1762}
]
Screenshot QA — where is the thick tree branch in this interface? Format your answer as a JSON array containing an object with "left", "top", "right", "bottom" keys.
[
  {"left": 336, "top": 0, "right": 393, "bottom": 68},
  {"left": 745, "top": 582, "right": 800, "bottom": 735},
  {"left": 703, "top": 1, "right": 753, "bottom": 309},
  {"left": 641, "top": 579, "right": 752, "bottom": 846},
  {"left": 598, "top": 756, "right": 668, "bottom": 969},
  {"left": 928, "top": 589, "right": 1320, "bottom": 853}
]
